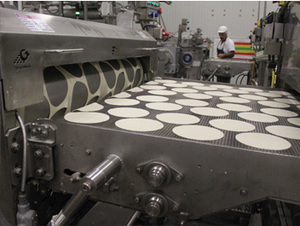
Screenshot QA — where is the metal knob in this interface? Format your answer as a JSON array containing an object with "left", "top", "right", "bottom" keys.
[
  {"left": 147, "top": 165, "right": 167, "bottom": 187},
  {"left": 145, "top": 196, "right": 164, "bottom": 217}
]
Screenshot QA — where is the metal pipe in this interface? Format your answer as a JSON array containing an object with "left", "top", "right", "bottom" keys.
[
  {"left": 58, "top": 2, "right": 63, "bottom": 17},
  {"left": 263, "top": 1, "right": 267, "bottom": 17},
  {"left": 205, "top": 65, "right": 221, "bottom": 81},
  {"left": 257, "top": 1, "right": 261, "bottom": 22},
  {"left": 126, "top": 211, "right": 141, "bottom": 226},
  {"left": 18, "top": 1, "right": 23, "bottom": 11},
  {"left": 16, "top": 111, "right": 27, "bottom": 193},
  {"left": 83, "top": 1, "right": 88, "bottom": 20}
]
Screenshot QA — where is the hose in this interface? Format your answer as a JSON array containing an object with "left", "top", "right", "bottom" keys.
[{"left": 271, "top": 69, "right": 275, "bottom": 88}]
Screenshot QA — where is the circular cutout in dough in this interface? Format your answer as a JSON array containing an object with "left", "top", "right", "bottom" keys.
[
  {"left": 108, "top": 107, "right": 149, "bottom": 118},
  {"left": 274, "top": 98, "right": 300, "bottom": 105},
  {"left": 164, "top": 83, "right": 187, "bottom": 88},
  {"left": 136, "top": 95, "right": 169, "bottom": 102},
  {"left": 236, "top": 133, "right": 291, "bottom": 150},
  {"left": 156, "top": 113, "right": 200, "bottom": 124},
  {"left": 77, "top": 103, "right": 104, "bottom": 112},
  {"left": 239, "top": 87, "right": 264, "bottom": 92},
  {"left": 155, "top": 79, "right": 177, "bottom": 84},
  {"left": 146, "top": 102, "right": 182, "bottom": 111},
  {"left": 182, "top": 82, "right": 204, "bottom": 86},
  {"left": 255, "top": 92, "right": 282, "bottom": 98},
  {"left": 115, "top": 118, "right": 163, "bottom": 132},
  {"left": 204, "top": 91, "right": 232, "bottom": 97},
  {"left": 105, "top": 98, "right": 140, "bottom": 106},
  {"left": 239, "top": 94, "right": 268, "bottom": 101},
  {"left": 257, "top": 100, "right": 290, "bottom": 108},
  {"left": 209, "top": 119, "right": 255, "bottom": 132},
  {"left": 183, "top": 93, "right": 213, "bottom": 100},
  {"left": 175, "top": 99, "right": 209, "bottom": 107},
  {"left": 140, "top": 85, "right": 166, "bottom": 90},
  {"left": 210, "top": 84, "right": 233, "bottom": 89},
  {"left": 112, "top": 92, "right": 131, "bottom": 98},
  {"left": 220, "top": 97, "right": 250, "bottom": 104},
  {"left": 217, "top": 103, "right": 252, "bottom": 112},
  {"left": 64, "top": 112, "right": 109, "bottom": 124},
  {"left": 149, "top": 90, "right": 177, "bottom": 96},
  {"left": 128, "top": 87, "right": 143, "bottom": 93},
  {"left": 193, "top": 86, "right": 217, "bottom": 91},
  {"left": 191, "top": 107, "right": 229, "bottom": 117},
  {"left": 266, "top": 125, "right": 300, "bottom": 140},
  {"left": 171, "top": 88, "right": 198, "bottom": 93},
  {"left": 288, "top": 118, "right": 300, "bottom": 127},
  {"left": 260, "top": 108, "right": 298, "bottom": 117},
  {"left": 238, "top": 112, "right": 278, "bottom": 123},
  {"left": 173, "top": 125, "right": 224, "bottom": 141},
  {"left": 224, "top": 89, "right": 249, "bottom": 94}
]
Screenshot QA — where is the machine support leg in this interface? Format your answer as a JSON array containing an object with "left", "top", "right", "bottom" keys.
[
  {"left": 126, "top": 211, "right": 141, "bottom": 226},
  {"left": 48, "top": 154, "right": 122, "bottom": 226}
]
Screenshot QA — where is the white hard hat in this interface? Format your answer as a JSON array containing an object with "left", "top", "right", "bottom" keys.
[{"left": 218, "top": 26, "right": 228, "bottom": 33}]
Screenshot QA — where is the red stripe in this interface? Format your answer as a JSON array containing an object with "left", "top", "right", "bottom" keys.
[
  {"left": 235, "top": 42, "right": 251, "bottom": 45},
  {"left": 235, "top": 52, "right": 255, "bottom": 56},
  {"left": 233, "top": 58, "right": 254, "bottom": 61}
]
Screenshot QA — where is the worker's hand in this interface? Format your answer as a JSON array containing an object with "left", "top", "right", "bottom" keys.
[{"left": 217, "top": 54, "right": 224, "bottom": 58}]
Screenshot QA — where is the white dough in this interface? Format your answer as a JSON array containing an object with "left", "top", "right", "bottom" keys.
[
  {"left": 108, "top": 107, "right": 149, "bottom": 118},
  {"left": 146, "top": 81, "right": 159, "bottom": 85},
  {"left": 190, "top": 107, "right": 229, "bottom": 117},
  {"left": 239, "top": 87, "right": 264, "bottom": 92},
  {"left": 274, "top": 98, "right": 300, "bottom": 105},
  {"left": 112, "top": 92, "right": 131, "bottom": 98},
  {"left": 236, "top": 133, "right": 291, "bottom": 150},
  {"left": 238, "top": 112, "right": 278, "bottom": 123},
  {"left": 156, "top": 113, "right": 200, "bottom": 124},
  {"left": 175, "top": 99, "right": 209, "bottom": 107},
  {"left": 217, "top": 103, "right": 252, "bottom": 112},
  {"left": 266, "top": 125, "right": 300, "bottom": 140},
  {"left": 146, "top": 102, "right": 183, "bottom": 111},
  {"left": 204, "top": 91, "right": 232, "bottom": 97},
  {"left": 220, "top": 97, "right": 250, "bottom": 104},
  {"left": 183, "top": 93, "right": 213, "bottom": 100},
  {"left": 164, "top": 83, "right": 187, "bottom": 88},
  {"left": 193, "top": 86, "right": 217, "bottom": 91},
  {"left": 136, "top": 95, "right": 169, "bottom": 102},
  {"left": 269, "top": 90, "right": 291, "bottom": 96},
  {"left": 255, "top": 92, "right": 282, "bottom": 98},
  {"left": 257, "top": 101, "right": 290, "bottom": 108},
  {"left": 148, "top": 90, "right": 177, "bottom": 96},
  {"left": 182, "top": 82, "right": 204, "bottom": 86},
  {"left": 209, "top": 119, "right": 255, "bottom": 132},
  {"left": 239, "top": 94, "right": 268, "bottom": 101},
  {"left": 155, "top": 79, "right": 177, "bottom": 84},
  {"left": 105, "top": 98, "right": 140, "bottom": 106},
  {"left": 64, "top": 112, "right": 109, "bottom": 124},
  {"left": 288, "top": 118, "right": 300, "bottom": 127},
  {"left": 210, "top": 84, "right": 233, "bottom": 89},
  {"left": 173, "top": 125, "right": 224, "bottom": 141},
  {"left": 77, "top": 103, "right": 104, "bottom": 112},
  {"left": 128, "top": 87, "right": 143, "bottom": 93},
  {"left": 224, "top": 89, "right": 249, "bottom": 94},
  {"left": 140, "top": 85, "right": 166, "bottom": 90},
  {"left": 260, "top": 108, "right": 298, "bottom": 117},
  {"left": 171, "top": 88, "right": 198, "bottom": 93},
  {"left": 115, "top": 118, "right": 163, "bottom": 132}
]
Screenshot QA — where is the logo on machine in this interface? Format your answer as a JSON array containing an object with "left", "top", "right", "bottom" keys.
[{"left": 14, "top": 49, "right": 30, "bottom": 64}]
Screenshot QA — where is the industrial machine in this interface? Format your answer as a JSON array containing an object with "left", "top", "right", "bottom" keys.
[{"left": 1, "top": 2, "right": 300, "bottom": 226}]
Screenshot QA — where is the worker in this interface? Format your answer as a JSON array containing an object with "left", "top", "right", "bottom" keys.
[{"left": 217, "top": 26, "right": 235, "bottom": 59}]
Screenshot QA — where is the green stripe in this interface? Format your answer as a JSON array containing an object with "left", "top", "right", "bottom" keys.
[{"left": 236, "top": 47, "right": 252, "bottom": 51}]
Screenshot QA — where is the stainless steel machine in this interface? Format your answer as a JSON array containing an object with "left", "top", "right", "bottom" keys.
[{"left": 1, "top": 2, "right": 300, "bottom": 226}]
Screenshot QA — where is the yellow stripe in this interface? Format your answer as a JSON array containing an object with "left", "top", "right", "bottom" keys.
[{"left": 235, "top": 49, "right": 255, "bottom": 54}]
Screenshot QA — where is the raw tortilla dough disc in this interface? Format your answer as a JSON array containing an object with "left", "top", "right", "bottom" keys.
[
  {"left": 236, "top": 133, "right": 291, "bottom": 150},
  {"left": 217, "top": 103, "right": 252, "bottom": 112},
  {"left": 288, "top": 118, "right": 300, "bottom": 127},
  {"left": 193, "top": 86, "right": 217, "bottom": 91},
  {"left": 77, "top": 103, "right": 104, "bottom": 112},
  {"left": 128, "top": 87, "right": 143, "bottom": 93},
  {"left": 269, "top": 90, "right": 291, "bottom": 96},
  {"left": 146, "top": 81, "right": 159, "bottom": 85},
  {"left": 156, "top": 113, "right": 200, "bottom": 125},
  {"left": 164, "top": 83, "right": 187, "bottom": 88},
  {"left": 190, "top": 107, "right": 229, "bottom": 117},
  {"left": 209, "top": 119, "right": 255, "bottom": 132},
  {"left": 266, "top": 125, "right": 300, "bottom": 140},
  {"left": 146, "top": 102, "right": 182, "bottom": 111},
  {"left": 112, "top": 92, "right": 131, "bottom": 98},
  {"left": 108, "top": 107, "right": 149, "bottom": 118},
  {"left": 136, "top": 95, "right": 169, "bottom": 102},
  {"left": 260, "top": 108, "right": 298, "bottom": 117},
  {"left": 115, "top": 118, "right": 163, "bottom": 132},
  {"left": 183, "top": 93, "right": 213, "bottom": 100},
  {"left": 182, "top": 82, "right": 204, "bottom": 86},
  {"left": 255, "top": 92, "right": 282, "bottom": 98},
  {"left": 173, "top": 125, "right": 224, "bottom": 141},
  {"left": 224, "top": 89, "right": 249, "bottom": 94},
  {"left": 220, "top": 97, "right": 250, "bottom": 104},
  {"left": 204, "top": 91, "right": 232, "bottom": 97},
  {"left": 274, "top": 98, "right": 300, "bottom": 105},
  {"left": 105, "top": 98, "right": 140, "bottom": 106},
  {"left": 257, "top": 100, "right": 290, "bottom": 108},
  {"left": 239, "top": 87, "right": 264, "bottom": 92},
  {"left": 172, "top": 88, "right": 199, "bottom": 93},
  {"left": 148, "top": 90, "right": 177, "bottom": 96},
  {"left": 64, "top": 112, "right": 109, "bottom": 124},
  {"left": 140, "top": 85, "right": 166, "bottom": 90},
  {"left": 210, "top": 84, "right": 233, "bottom": 89},
  {"left": 155, "top": 79, "right": 177, "bottom": 84},
  {"left": 175, "top": 99, "right": 209, "bottom": 107},
  {"left": 238, "top": 112, "right": 278, "bottom": 123},
  {"left": 239, "top": 94, "right": 268, "bottom": 101}
]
